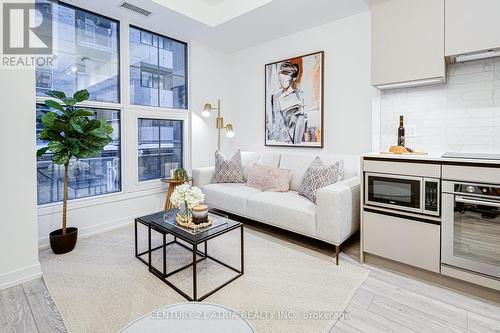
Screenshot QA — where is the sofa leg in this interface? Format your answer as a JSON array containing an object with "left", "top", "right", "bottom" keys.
[{"left": 335, "top": 245, "right": 340, "bottom": 265}]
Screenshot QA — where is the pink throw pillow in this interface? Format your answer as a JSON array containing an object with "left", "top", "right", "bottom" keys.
[
  {"left": 246, "top": 164, "right": 274, "bottom": 190},
  {"left": 262, "top": 168, "right": 292, "bottom": 192}
]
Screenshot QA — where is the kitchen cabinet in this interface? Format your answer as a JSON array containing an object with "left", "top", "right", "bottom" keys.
[
  {"left": 371, "top": 0, "right": 445, "bottom": 88},
  {"left": 363, "top": 210, "right": 441, "bottom": 272},
  {"left": 445, "top": 0, "right": 500, "bottom": 57}
]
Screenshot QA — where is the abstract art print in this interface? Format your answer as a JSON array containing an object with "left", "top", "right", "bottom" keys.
[{"left": 265, "top": 51, "right": 324, "bottom": 147}]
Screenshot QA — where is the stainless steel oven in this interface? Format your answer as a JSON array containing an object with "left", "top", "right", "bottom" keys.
[
  {"left": 442, "top": 181, "right": 500, "bottom": 279},
  {"left": 365, "top": 172, "right": 440, "bottom": 216}
]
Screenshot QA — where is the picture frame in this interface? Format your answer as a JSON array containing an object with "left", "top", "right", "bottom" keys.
[{"left": 264, "top": 51, "right": 324, "bottom": 148}]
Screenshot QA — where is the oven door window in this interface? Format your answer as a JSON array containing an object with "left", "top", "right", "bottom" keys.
[
  {"left": 367, "top": 176, "right": 421, "bottom": 209},
  {"left": 454, "top": 198, "right": 500, "bottom": 267}
]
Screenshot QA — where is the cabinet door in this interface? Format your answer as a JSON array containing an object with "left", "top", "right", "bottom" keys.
[
  {"left": 363, "top": 210, "right": 441, "bottom": 272},
  {"left": 371, "top": 0, "right": 445, "bottom": 87},
  {"left": 445, "top": 0, "right": 500, "bottom": 56}
]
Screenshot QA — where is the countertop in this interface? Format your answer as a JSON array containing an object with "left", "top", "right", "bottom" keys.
[{"left": 362, "top": 152, "right": 500, "bottom": 166}]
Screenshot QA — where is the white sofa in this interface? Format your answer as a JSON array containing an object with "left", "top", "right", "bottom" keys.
[{"left": 192, "top": 151, "right": 360, "bottom": 264}]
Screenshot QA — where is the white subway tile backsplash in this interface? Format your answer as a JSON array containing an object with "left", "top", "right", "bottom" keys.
[{"left": 379, "top": 56, "right": 500, "bottom": 153}]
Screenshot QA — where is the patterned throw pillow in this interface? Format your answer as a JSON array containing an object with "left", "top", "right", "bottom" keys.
[
  {"left": 298, "top": 157, "right": 340, "bottom": 203},
  {"left": 246, "top": 164, "right": 292, "bottom": 192},
  {"left": 246, "top": 164, "right": 274, "bottom": 190},
  {"left": 262, "top": 168, "right": 292, "bottom": 192},
  {"left": 212, "top": 150, "right": 245, "bottom": 183}
]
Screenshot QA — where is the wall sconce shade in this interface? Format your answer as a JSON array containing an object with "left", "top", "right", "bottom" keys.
[
  {"left": 225, "top": 123, "right": 234, "bottom": 138},
  {"left": 202, "top": 103, "right": 212, "bottom": 118}
]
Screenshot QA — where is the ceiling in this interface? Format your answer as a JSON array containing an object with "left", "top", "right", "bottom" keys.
[
  {"left": 67, "top": 0, "right": 370, "bottom": 52},
  {"left": 199, "top": 0, "right": 226, "bottom": 6}
]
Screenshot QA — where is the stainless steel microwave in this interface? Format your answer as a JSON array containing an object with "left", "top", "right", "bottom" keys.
[{"left": 365, "top": 172, "right": 440, "bottom": 216}]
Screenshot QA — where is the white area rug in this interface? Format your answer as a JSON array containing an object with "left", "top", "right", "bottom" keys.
[{"left": 40, "top": 224, "right": 368, "bottom": 333}]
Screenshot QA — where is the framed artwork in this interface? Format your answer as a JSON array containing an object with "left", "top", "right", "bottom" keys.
[{"left": 265, "top": 51, "right": 324, "bottom": 148}]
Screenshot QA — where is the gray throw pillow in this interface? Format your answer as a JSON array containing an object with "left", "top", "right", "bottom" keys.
[
  {"left": 299, "top": 157, "right": 340, "bottom": 203},
  {"left": 212, "top": 150, "right": 245, "bottom": 183}
]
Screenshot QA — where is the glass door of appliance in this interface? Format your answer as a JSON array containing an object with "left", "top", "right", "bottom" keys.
[
  {"left": 442, "top": 194, "right": 500, "bottom": 278},
  {"left": 365, "top": 173, "right": 422, "bottom": 213}
]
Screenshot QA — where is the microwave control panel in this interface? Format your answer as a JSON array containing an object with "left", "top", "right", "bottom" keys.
[{"left": 425, "top": 180, "right": 439, "bottom": 213}]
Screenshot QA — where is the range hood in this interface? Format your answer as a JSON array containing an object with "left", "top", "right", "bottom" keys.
[{"left": 448, "top": 48, "right": 500, "bottom": 63}]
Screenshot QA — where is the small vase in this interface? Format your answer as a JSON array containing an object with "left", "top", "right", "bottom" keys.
[{"left": 179, "top": 201, "right": 192, "bottom": 220}]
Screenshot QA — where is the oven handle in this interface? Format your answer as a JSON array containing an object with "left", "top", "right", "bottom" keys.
[{"left": 455, "top": 196, "right": 500, "bottom": 208}]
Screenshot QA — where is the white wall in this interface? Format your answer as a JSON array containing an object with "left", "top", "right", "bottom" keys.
[
  {"left": 223, "top": 11, "right": 373, "bottom": 156},
  {"left": 190, "top": 41, "right": 230, "bottom": 167},
  {"left": 0, "top": 67, "right": 42, "bottom": 290},
  {"left": 378, "top": 56, "right": 500, "bottom": 153}
]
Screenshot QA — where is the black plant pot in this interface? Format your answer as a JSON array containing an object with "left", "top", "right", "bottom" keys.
[{"left": 49, "top": 227, "right": 78, "bottom": 254}]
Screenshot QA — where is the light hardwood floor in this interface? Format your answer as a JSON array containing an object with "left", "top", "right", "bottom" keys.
[
  {"left": 240, "top": 218, "right": 500, "bottom": 333},
  {"left": 0, "top": 278, "right": 66, "bottom": 333},
  {"left": 2, "top": 218, "right": 499, "bottom": 333}
]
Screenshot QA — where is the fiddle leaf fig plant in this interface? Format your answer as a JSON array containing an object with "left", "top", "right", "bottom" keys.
[{"left": 37, "top": 89, "right": 113, "bottom": 235}]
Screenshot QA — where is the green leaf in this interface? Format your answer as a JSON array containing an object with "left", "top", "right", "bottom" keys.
[
  {"left": 71, "top": 120, "right": 84, "bottom": 134},
  {"left": 37, "top": 147, "right": 49, "bottom": 157},
  {"left": 73, "top": 90, "right": 90, "bottom": 102},
  {"left": 84, "top": 119, "right": 101, "bottom": 132},
  {"left": 48, "top": 141, "right": 66, "bottom": 153},
  {"left": 73, "top": 109, "right": 94, "bottom": 117},
  {"left": 52, "top": 151, "right": 70, "bottom": 165},
  {"left": 89, "top": 129, "right": 109, "bottom": 139},
  {"left": 67, "top": 138, "right": 80, "bottom": 155},
  {"left": 44, "top": 99, "right": 64, "bottom": 112},
  {"left": 45, "top": 90, "right": 66, "bottom": 100},
  {"left": 41, "top": 112, "right": 57, "bottom": 127},
  {"left": 62, "top": 98, "right": 78, "bottom": 106},
  {"left": 51, "top": 119, "right": 67, "bottom": 132},
  {"left": 45, "top": 130, "right": 64, "bottom": 142}
]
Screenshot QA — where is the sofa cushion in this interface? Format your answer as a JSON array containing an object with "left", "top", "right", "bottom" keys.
[
  {"left": 279, "top": 154, "right": 318, "bottom": 191},
  {"left": 246, "top": 191, "right": 316, "bottom": 237},
  {"left": 240, "top": 151, "right": 261, "bottom": 181},
  {"left": 202, "top": 183, "right": 261, "bottom": 216},
  {"left": 257, "top": 153, "right": 281, "bottom": 168},
  {"left": 212, "top": 150, "right": 244, "bottom": 183}
]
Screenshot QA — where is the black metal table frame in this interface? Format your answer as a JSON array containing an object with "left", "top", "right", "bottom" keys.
[{"left": 134, "top": 218, "right": 244, "bottom": 302}]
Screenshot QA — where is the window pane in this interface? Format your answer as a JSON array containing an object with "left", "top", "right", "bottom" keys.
[
  {"left": 138, "top": 119, "right": 183, "bottom": 181},
  {"left": 130, "top": 26, "right": 187, "bottom": 109},
  {"left": 36, "top": 105, "right": 121, "bottom": 205},
  {"left": 35, "top": 1, "right": 120, "bottom": 103}
]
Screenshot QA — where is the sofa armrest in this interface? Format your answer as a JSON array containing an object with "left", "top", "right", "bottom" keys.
[
  {"left": 315, "top": 176, "right": 360, "bottom": 246},
  {"left": 192, "top": 166, "right": 215, "bottom": 188}
]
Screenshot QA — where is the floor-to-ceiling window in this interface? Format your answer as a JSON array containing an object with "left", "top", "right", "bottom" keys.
[{"left": 35, "top": 1, "right": 189, "bottom": 206}]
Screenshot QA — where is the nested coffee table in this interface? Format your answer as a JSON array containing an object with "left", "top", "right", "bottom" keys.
[{"left": 135, "top": 209, "right": 244, "bottom": 301}]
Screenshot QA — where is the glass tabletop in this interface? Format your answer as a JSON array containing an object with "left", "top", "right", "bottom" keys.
[{"left": 138, "top": 209, "right": 242, "bottom": 244}]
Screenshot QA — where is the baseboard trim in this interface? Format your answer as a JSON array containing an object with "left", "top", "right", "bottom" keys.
[
  {"left": 38, "top": 216, "right": 134, "bottom": 249},
  {"left": 0, "top": 263, "right": 42, "bottom": 291}
]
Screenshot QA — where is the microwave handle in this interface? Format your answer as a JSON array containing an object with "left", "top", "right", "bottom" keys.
[{"left": 455, "top": 196, "right": 500, "bottom": 208}]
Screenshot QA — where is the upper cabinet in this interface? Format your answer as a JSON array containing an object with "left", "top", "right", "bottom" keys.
[
  {"left": 445, "top": 0, "right": 500, "bottom": 58},
  {"left": 371, "top": 0, "right": 445, "bottom": 89}
]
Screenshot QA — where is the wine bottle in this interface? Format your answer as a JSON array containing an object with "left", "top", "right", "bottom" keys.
[{"left": 397, "top": 115, "right": 405, "bottom": 147}]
